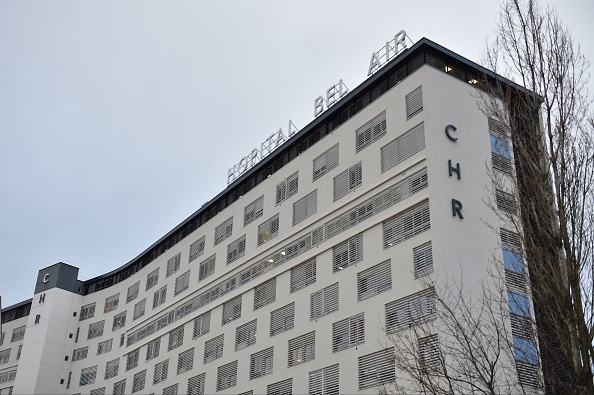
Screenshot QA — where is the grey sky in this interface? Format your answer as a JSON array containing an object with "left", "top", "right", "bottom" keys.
[{"left": 1, "top": 0, "right": 592, "bottom": 307}]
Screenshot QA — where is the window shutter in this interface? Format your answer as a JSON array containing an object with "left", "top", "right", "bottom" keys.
[
  {"left": 126, "top": 349, "right": 140, "bottom": 371},
  {"left": 112, "top": 310, "right": 127, "bottom": 331},
  {"left": 270, "top": 303, "right": 295, "bottom": 337},
  {"left": 288, "top": 331, "right": 315, "bottom": 367},
  {"left": 216, "top": 360, "right": 238, "bottom": 391},
  {"left": 97, "top": 339, "right": 112, "bottom": 355},
  {"left": 310, "top": 283, "right": 339, "bottom": 320},
  {"left": 222, "top": 296, "right": 242, "bottom": 325},
  {"left": 192, "top": 311, "right": 211, "bottom": 339},
  {"left": 189, "top": 236, "right": 205, "bottom": 262},
  {"left": 72, "top": 347, "right": 88, "bottom": 361},
  {"left": 133, "top": 299, "right": 146, "bottom": 320},
  {"left": 250, "top": 347, "right": 274, "bottom": 379},
  {"left": 127, "top": 282, "right": 140, "bottom": 303},
  {"left": 356, "top": 111, "right": 387, "bottom": 152},
  {"left": 177, "top": 347, "right": 194, "bottom": 375},
  {"left": 174, "top": 271, "right": 191, "bottom": 295},
  {"left": 79, "top": 365, "right": 98, "bottom": 386},
  {"left": 168, "top": 326, "right": 184, "bottom": 351},
  {"left": 313, "top": 144, "right": 339, "bottom": 181},
  {"left": 131, "top": 369, "right": 146, "bottom": 393},
  {"left": 293, "top": 190, "right": 317, "bottom": 225},
  {"left": 385, "top": 288, "right": 436, "bottom": 333},
  {"left": 405, "top": 86, "right": 423, "bottom": 119},
  {"left": 105, "top": 358, "right": 120, "bottom": 380},
  {"left": 496, "top": 189, "right": 517, "bottom": 213},
  {"left": 244, "top": 196, "right": 264, "bottom": 226},
  {"left": 290, "top": 258, "right": 316, "bottom": 293},
  {"left": 254, "top": 278, "right": 276, "bottom": 310},
  {"left": 214, "top": 217, "right": 234, "bottom": 246},
  {"left": 358, "top": 348, "right": 395, "bottom": 390},
  {"left": 113, "top": 379, "right": 126, "bottom": 395},
  {"left": 163, "top": 384, "right": 178, "bottom": 395},
  {"left": 87, "top": 320, "right": 105, "bottom": 340},
  {"left": 332, "top": 233, "right": 363, "bottom": 272},
  {"left": 382, "top": 200, "right": 430, "bottom": 248},
  {"left": 333, "top": 162, "right": 362, "bottom": 201},
  {"left": 267, "top": 378, "right": 292, "bottom": 395},
  {"left": 146, "top": 338, "right": 160, "bottom": 361},
  {"left": 501, "top": 229, "right": 521, "bottom": 251},
  {"left": 152, "top": 359, "right": 169, "bottom": 384},
  {"left": 309, "top": 364, "right": 339, "bottom": 395},
  {"left": 258, "top": 215, "right": 280, "bottom": 246},
  {"left": 236, "top": 320, "right": 257, "bottom": 351},
  {"left": 146, "top": 268, "right": 159, "bottom": 290},
  {"left": 204, "top": 334, "right": 224, "bottom": 364},
  {"left": 227, "top": 235, "right": 247, "bottom": 264},
  {"left": 332, "top": 313, "right": 364, "bottom": 352},
  {"left": 357, "top": 260, "right": 392, "bottom": 301},
  {"left": 381, "top": 122, "right": 425, "bottom": 172},
  {"left": 166, "top": 253, "right": 182, "bottom": 277},
  {"left": 418, "top": 334, "right": 441, "bottom": 374},
  {"left": 413, "top": 241, "right": 433, "bottom": 278},
  {"left": 198, "top": 255, "right": 216, "bottom": 281},
  {"left": 276, "top": 172, "right": 298, "bottom": 205},
  {"left": 187, "top": 373, "right": 205, "bottom": 395}
]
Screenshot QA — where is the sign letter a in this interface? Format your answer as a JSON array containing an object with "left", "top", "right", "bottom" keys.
[{"left": 368, "top": 52, "right": 381, "bottom": 76}]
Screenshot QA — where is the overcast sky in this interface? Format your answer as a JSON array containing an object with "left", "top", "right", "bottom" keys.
[{"left": 1, "top": 0, "right": 592, "bottom": 307}]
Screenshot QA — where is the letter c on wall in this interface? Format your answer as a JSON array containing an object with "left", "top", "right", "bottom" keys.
[{"left": 43, "top": 273, "right": 50, "bottom": 283}]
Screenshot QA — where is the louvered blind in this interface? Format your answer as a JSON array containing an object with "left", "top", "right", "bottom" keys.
[
  {"left": 383, "top": 200, "right": 431, "bottom": 248},
  {"left": 501, "top": 228, "right": 521, "bottom": 251},
  {"left": 153, "top": 359, "right": 169, "bottom": 384},
  {"left": 189, "top": 236, "right": 205, "bottom": 262},
  {"left": 258, "top": 215, "right": 280, "bottom": 246},
  {"left": 163, "top": 383, "right": 178, "bottom": 395},
  {"left": 290, "top": 258, "right": 316, "bottom": 293},
  {"left": 332, "top": 233, "right": 363, "bottom": 272},
  {"left": 72, "top": 347, "right": 88, "bottom": 361},
  {"left": 166, "top": 253, "right": 182, "bottom": 277},
  {"left": 419, "top": 334, "right": 441, "bottom": 374},
  {"left": 153, "top": 285, "right": 167, "bottom": 308},
  {"left": 168, "top": 326, "right": 184, "bottom": 351},
  {"left": 381, "top": 122, "right": 425, "bottom": 172},
  {"left": 0, "top": 349, "right": 10, "bottom": 365},
  {"left": 288, "top": 331, "right": 315, "bottom": 367},
  {"left": 270, "top": 303, "right": 295, "bottom": 337},
  {"left": 146, "top": 338, "right": 160, "bottom": 361},
  {"left": 175, "top": 271, "right": 191, "bottom": 296},
  {"left": 127, "top": 281, "right": 139, "bottom": 303},
  {"left": 88, "top": 320, "right": 105, "bottom": 340},
  {"left": 405, "top": 86, "right": 423, "bottom": 119},
  {"left": 310, "top": 283, "right": 339, "bottom": 320},
  {"left": 222, "top": 296, "right": 242, "bottom": 325},
  {"left": 112, "top": 311, "right": 127, "bottom": 331},
  {"left": 193, "top": 311, "right": 211, "bottom": 339},
  {"left": 133, "top": 298, "right": 146, "bottom": 320},
  {"left": 214, "top": 217, "right": 234, "bottom": 246},
  {"left": 187, "top": 373, "right": 205, "bottom": 395},
  {"left": 126, "top": 349, "right": 139, "bottom": 371},
  {"left": 385, "top": 288, "right": 436, "bottom": 332},
  {"left": 333, "top": 162, "right": 362, "bottom": 201},
  {"left": 113, "top": 379, "right": 126, "bottom": 395},
  {"left": 332, "top": 313, "right": 364, "bottom": 352},
  {"left": 254, "top": 278, "right": 276, "bottom": 310},
  {"left": 204, "top": 334, "right": 224, "bottom": 364},
  {"left": 105, "top": 358, "right": 119, "bottom": 379},
  {"left": 227, "top": 235, "right": 246, "bottom": 264},
  {"left": 146, "top": 268, "right": 159, "bottom": 290},
  {"left": 413, "top": 241, "right": 433, "bottom": 278},
  {"left": 496, "top": 190, "right": 517, "bottom": 213},
  {"left": 90, "top": 387, "right": 105, "bottom": 395},
  {"left": 131, "top": 369, "right": 146, "bottom": 393},
  {"left": 80, "top": 303, "right": 96, "bottom": 321},
  {"left": 506, "top": 270, "right": 527, "bottom": 295},
  {"left": 198, "top": 255, "right": 216, "bottom": 281},
  {"left": 250, "top": 346, "right": 274, "bottom": 379},
  {"left": 268, "top": 378, "right": 292, "bottom": 395},
  {"left": 511, "top": 314, "right": 533, "bottom": 340},
  {"left": 293, "top": 190, "right": 317, "bottom": 225},
  {"left": 357, "top": 260, "right": 392, "bottom": 301},
  {"left": 358, "top": 348, "right": 395, "bottom": 390},
  {"left": 356, "top": 111, "right": 387, "bottom": 152},
  {"left": 177, "top": 347, "right": 194, "bottom": 375},
  {"left": 313, "top": 143, "right": 339, "bottom": 181},
  {"left": 309, "top": 364, "right": 339, "bottom": 395},
  {"left": 492, "top": 153, "right": 513, "bottom": 174},
  {"left": 488, "top": 117, "right": 507, "bottom": 138},
  {"left": 516, "top": 361, "right": 540, "bottom": 388},
  {"left": 244, "top": 195, "right": 264, "bottom": 226},
  {"left": 79, "top": 365, "right": 98, "bottom": 386},
  {"left": 276, "top": 172, "right": 299, "bottom": 205},
  {"left": 236, "top": 320, "right": 257, "bottom": 351},
  {"left": 97, "top": 339, "right": 112, "bottom": 355},
  {"left": 216, "top": 360, "right": 238, "bottom": 391}
]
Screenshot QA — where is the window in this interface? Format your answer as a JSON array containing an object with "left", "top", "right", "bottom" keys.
[
  {"left": 97, "top": 339, "right": 112, "bottom": 355},
  {"left": 332, "top": 233, "right": 363, "bottom": 272},
  {"left": 332, "top": 313, "right": 364, "bottom": 352},
  {"left": 508, "top": 292, "right": 531, "bottom": 317},
  {"left": 293, "top": 190, "right": 317, "bottom": 225},
  {"left": 112, "top": 311, "right": 127, "bottom": 331},
  {"left": 79, "top": 366, "right": 98, "bottom": 386},
  {"left": 490, "top": 134, "right": 511, "bottom": 159},
  {"left": 310, "top": 283, "right": 339, "bottom": 320},
  {"left": 216, "top": 360, "right": 238, "bottom": 391},
  {"left": 0, "top": 350, "right": 10, "bottom": 365},
  {"left": 288, "top": 331, "right": 315, "bottom": 367},
  {"left": 177, "top": 347, "right": 194, "bottom": 375},
  {"left": 193, "top": 311, "right": 211, "bottom": 339},
  {"left": 187, "top": 373, "right": 205, "bottom": 395},
  {"left": 0, "top": 370, "right": 16, "bottom": 385},
  {"left": 198, "top": 255, "right": 216, "bottom": 281},
  {"left": 501, "top": 229, "right": 521, "bottom": 251},
  {"left": 276, "top": 172, "right": 299, "bottom": 205},
  {"left": 356, "top": 111, "right": 387, "bottom": 152},
  {"left": 153, "top": 359, "right": 168, "bottom": 384},
  {"left": 166, "top": 253, "right": 181, "bottom": 277},
  {"left": 204, "top": 334, "right": 224, "bottom": 364},
  {"left": 105, "top": 358, "right": 119, "bottom": 380},
  {"left": 244, "top": 195, "right": 264, "bottom": 226},
  {"left": 79, "top": 303, "right": 96, "bottom": 321},
  {"left": 127, "top": 282, "right": 140, "bottom": 303},
  {"left": 214, "top": 217, "right": 233, "bottom": 246},
  {"left": 104, "top": 293, "right": 120, "bottom": 313},
  {"left": 222, "top": 296, "right": 242, "bottom": 325},
  {"left": 113, "top": 379, "right": 126, "bottom": 395},
  {"left": 270, "top": 303, "right": 295, "bottom": 337},
  {"left": 236, "top": 320, "right": 257, "bottom": 351},
  {"left": 163, "top": 384, "right": 178, "bottom": 395},
  {"left": 189, "top": 236, "right": 206, "bottom": 262},
  {"left": 358, "top": 348, "right": 395, "bottom": 390},
  {"left": 503, "top": 249, "right": 524, "bottom": 273},
  {"left": 88, "top": 321, "right": 105, "bottom": 340},
  {"left": 254, "top": 278, "right": 276, "bottom": 310},
  {"left": 168, "top": 326, "right": 184, "bottom": 351},
  {"left": 513, "top": 337, "right": 538, "bottom": 365},
  {"left": 153, "top": 285, "right": 167, "bottom": 309},
  {"left": 492, "top": 151, "right": 513, "bottom": 174},
  {"left": 126, "top": 349, "right": 139, "bottom": 371},
  {"left": 309, "top": 364, "right": 339, "bottom": 395},
  {"left": 313, "top": 143, "right": 339, "bottom": 181},
  {"left": 227, "top": 235, "right": 246, "bottom": 264},
  {"left": 383, "top": 123, "right": 425, "bottom": 174},
  {"left": 357, "top": 260, "right": 392, "bottom": 301},
  {"left": 131, "top": 370, "right": 146, "bottom": 393},
  {"left": 383, "top": 200, "right": 431, "bottom": 248},
  {"left": 89, "top": 387, "right": 105, "bottom": 395},
  {"left": 413, "top": 241, "right": 433, "bottom": 278},
  {"left": 419, "top": 334, "right": 441, "bottom": 374},
  {"left": 333, "top": 162, "right": 362, "bottom": 201},
  {"left": 268, "top": 378, "right": 292, "bottom": 395},
  {"left": 174, "top": 270, "right": 190, "bottom": 295},
  {"left": 146, "top": 338, "right": 160, "bottom": 361},
  {"left": 119, "top": 333, "right": 125, "bottom": 347},
  {"left": 250, "top": 347, "right": 274, "bottom": 379},
  {"left": 511, "top": 314, "right": 533, "bottom": 340},
  {"left": 16, "top": 345, "right": 21, "bottom": 360},
  {"left": 385, "top": 288, "right": 436, "bottom": 333},
  {"left": 496, "top": 189, "right": 517, "bottom": 213},
  {"left": 405, "top": 85, "right": 423, "bottom": 119},
  {"left": 72, "top": 347, "right": 88, "bottom": 361},
  {"left": 516, "top": 361, "right": 540, "bottom": 388},
  {"left": 290, "top": 258, "right": 316, "bottom": 293},
  {"left": 146, "top": 268, "right": 159, "bottom": 291},
  {"left": 133, "top": 299, "right": 146, "bottom": 320},
  {"left": 258, "top": 215, "right": 280, "bottom": 246},
  {"left": 10, "top": 326, "right": 25, "bottom": 343}
]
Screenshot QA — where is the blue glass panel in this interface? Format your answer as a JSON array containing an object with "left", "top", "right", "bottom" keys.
[
  {"left": 503, "top": 249, "right": 524, "bottom": 273},
  {"left": 508, "top": 291, "right": 531, "bottom": 317},
  {"left": 490, "top": 135, "right": 511, "bottom": 159},
  {"left": 513, "top": 337, "right": 538, "bottom": 364}
]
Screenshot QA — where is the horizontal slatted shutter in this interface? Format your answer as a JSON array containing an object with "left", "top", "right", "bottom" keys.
[
  {"left": 358, "top": 348, "right": 394, "bottom": 390},
  {"left": 288, "top": 331, "right": 315, "bottom": 367},
  {"left": 175, "top": 271, "right": 191, "bottom": 295},
  {"left": 236, "top": 319, "right": 257, "bottom": 351},
  {"left": 250, "top": 346, "right": 274, "bottom": 379},
  {"left": 187, "top": 373, "right": 205, "bottom": 395},
  {"left": 193, "top": 311, "right": 211, "bottom": 339},
  {"left": 131, "top": 369, "right": 146, "bottom": 393},
  {"left": 357, "top": 260, "right": 392, "bottom": 301},
  {"left": 189, "top": 236, "right": 205, "bottom": 262},
  {"left": 385, "top": 288, "right": 436, "bottom": 332},
  {"left": 88, "top": 320, "right": 105, "bottom": 339},
  {"left": 153, "top": 359, "right": 168, "bottom": 384},
  {"left": 290, "top": 258, "right": 316, "bottom": 293},
  {"left": 270, "top": 303, "right": 295, "bottom": 336},
  {"left": 405, "top": 86, "right": 423, "bottom": 119},
  {"left": 276, "top": 172, "right": 299, "bottom": 205},
  {"left": 383, "top": 200, "right": 430, "bottom": 248},
  {"left": 153, "top": 285, "right": 167, "bottom": 308},
  {"left": 506, "top": 270, "right": 527, "bottom": 295},
  {"left": 496, "top": 189, "right": 517, "bottom": 213},
  {"left": 227, "top": 235, "right": 246, "bottom": 264},
  {"left": 112, "top": 379, "right": 126, "bottom": 395},
  {"left": 97, "top": 339, "right": 112, "bottom": 355},
  {"left": 413, "top": 241, "right": 433, "bottom": 278},
  {"left": 216, "top": 360, "right": 238, "bottom": 391},
  {"left": 492, "top": 151, "right": 513, "bottom": 174},
  {"left": 309, "top": 364, "right": 339, "bottom": 395},
  {"left": 73, "top": 347, "right": 88, "bottom": 361},
  {"left": 127, "top": 282, "right": 139, "bottom": 303},
  {"left": 214, "top": 217, "right": 233, "bottom": 246},
  {"left": 146, "top": 338, "right": 160, "bottom": 361},
  {"left": 332, "top": 233, "right": 363, "bottom": 272},
  {"left": 419, "top": 334, "right": 441, "bottom": 374},
  {"left": 104, "top": 293, "right": 119, "bottom": 313},
  {"left": 90, "top": 387, "right": 105, "bottom": 395},
  {"left": 198, "top": 254, "right": 216, "bottom": 281},
  {"left": 168, "top": 326, "right": 184, "bottom": 351},
  {"left": 310, "top": 283, "right": 339, "bottom": 320},
  {"left": 258, "top": 215, "right": 280, "bottom": 246},
  {"left": 333, "top": 162, "right": 362, "bottom": 201},
  {"left": 204, "top": 334, "right": 224, "bottom": 364},
  {"left": 313, "top": 143, "right": 339, "bottom": 181},
  {"left": 511, "top": 314, "right": 533, "bottom": 339},
  {"left": 501, "top": 229, "right": 521, "bottom": 251},
  {"left": 177, "top": 347, "right": 194, "bottom": 375},
  {"left": 166, "top": 253, "right": 181, "bottom": 277},
  {"left": 293, "top": 190, "right": 317, "bottom": 225},
  {"left": 267, "top": 378, "right": 292, "bottom": 395},
  {"left": 112, "top": 311, "right": 127, "bottom": 331},
  {"left": 254, "top": 278, "right": 276, "bottom": 310},
  {"left": 222, "top": 295, "right": 242, "bottom": 325},
  {"left": 381, "top": 122, "right": 425, "bottom": 172},
  {"left": 79, "top": 366, "right": 98, "bottom": 386},
  {"left": 488, "top": 117, "right": 507, "bottom": 138},
  {"left": 163, "top": 384, "right": 178, "bottom": 395},
  {"left": 133, "top": 299, "right": 146, "bottom": 320},
  {"left": 126, "top": 349, "right": 139, "bottom": 371},
  {"left": 516, "top": 361, "right": 540, "bottom": 388},
  {"left": 332, "top": 313, "right": 364, "bottom": 352},
  {"left": 146, "top": 268, "right": 159, "bottom": 290},
  {"left": 356, "top": 111, "right": 387, "bottom": 152},
  {"left": 244, "top": 195, "right": 264, "bottom": 226}
]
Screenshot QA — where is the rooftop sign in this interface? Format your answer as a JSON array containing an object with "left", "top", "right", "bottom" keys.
[{"left": 367, "top": 30, "right": 408, "bottom": 76}]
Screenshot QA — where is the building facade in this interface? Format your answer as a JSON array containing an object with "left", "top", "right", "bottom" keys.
[{"left": 1, "top": 38, "right": 541, "bottom": 394}]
